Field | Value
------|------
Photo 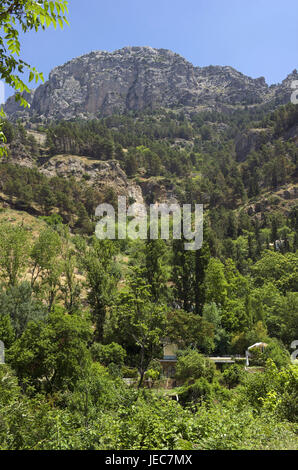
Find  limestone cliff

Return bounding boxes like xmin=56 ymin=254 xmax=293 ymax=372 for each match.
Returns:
xmin=5 ymin=47 xmax=297 ymax=120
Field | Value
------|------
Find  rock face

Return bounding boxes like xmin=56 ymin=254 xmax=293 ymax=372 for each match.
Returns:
xmin=5 ymin=47 xmax=297 ymax=120
xmin=40 ymin=155 xmax=127 ymax=182
xmin=235 ymin=128 xmax=272 ymax=161
xmin=39 ymin=155 xmax=145 ymax=204
xmin=4 ymin=90 xmax=35 ymax=119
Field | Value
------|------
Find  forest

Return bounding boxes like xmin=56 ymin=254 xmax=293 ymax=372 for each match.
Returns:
xmin=0 ymin=102 xmax=297 ymax=450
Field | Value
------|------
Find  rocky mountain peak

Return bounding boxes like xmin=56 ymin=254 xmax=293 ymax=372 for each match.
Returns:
xmin=4 ymin=47 xmax=297 ymax=121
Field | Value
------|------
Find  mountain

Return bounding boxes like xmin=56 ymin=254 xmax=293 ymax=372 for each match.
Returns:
xmin=5 ymin=46 xmax=298 ymax=120
xmin=2 ymin=46 xmax=297 ymax=227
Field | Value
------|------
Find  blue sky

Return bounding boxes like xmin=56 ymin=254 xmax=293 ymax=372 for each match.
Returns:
xmin=4 ymin=0 xmax=298 ymax=98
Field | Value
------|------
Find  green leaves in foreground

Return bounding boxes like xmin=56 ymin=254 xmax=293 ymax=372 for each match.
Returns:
xmin=0 ymin=1 xmax=70 ymax=155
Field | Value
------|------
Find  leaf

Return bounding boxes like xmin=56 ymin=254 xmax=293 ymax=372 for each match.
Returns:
xmin=39 ymin=14 xmax=45 ymax=26
xmin=45 ymin=15 xmax=52 ymax=28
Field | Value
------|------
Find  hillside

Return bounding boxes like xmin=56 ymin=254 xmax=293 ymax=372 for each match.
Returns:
xmin=2 ymin=101 xmax=297 ymax=224
xmin=0 ymin=48 xmax=298 ymax=452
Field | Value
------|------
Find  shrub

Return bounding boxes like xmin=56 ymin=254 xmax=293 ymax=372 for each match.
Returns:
xmin=175 ymin=350 xmax=216 ymax=383
xmin=90 ymin=342 xmax=126 ymax=367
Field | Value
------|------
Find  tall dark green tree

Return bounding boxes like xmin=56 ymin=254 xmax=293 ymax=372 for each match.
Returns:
xmin=144 ymin=239 xmax=169 ymax=302
xmin=172 ymin=238 xmax=196 ymax=312
xmin=105 ymin=268 xmax=167 ymax=388
xmin=79 ymin=238 xmax=119 ymax=341
xmin=194 ymin=238 xmax=211 ymax=315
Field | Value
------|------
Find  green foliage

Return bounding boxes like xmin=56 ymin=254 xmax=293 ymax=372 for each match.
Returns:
xmin=30 ymin=227 xmax=63 ymax=309
xmin=166 ymin=309 xmax=215 ymax=354
xmin=252 ymin=250 xmax=298 ymax=293
xmin=0 ymin=282 xmax=47 ymax=337
xmin=175 ymin=350 xmax=216 ymax=383
xmin=105 ymin=269 xmax=167 ymax=387
xmin=0 ymin=102 xmax=297 ymax=449
xmin=221 ymin=364 xmax=245 ymax=389
xmin=188 ymin=403 xmax=298 ymax=450
xmin=0 ymin=1 xmax=69 ymax=155
xmin=7 ymin=307 xmax=92 ymax=392
xmin=0 ymin=313 xmax=15 ymax=348
xmin=231 ymin=321 xmax=268 ymax=354
xmin=79 ymin=238 xmax=119 ymax=340
xmin=0 ymin=163 xmax=99 ymax=226
xmin=67 ymin=362 xmax=127 ymax=422
xmin=172 ymin=233 xmax=211 ymax=314
xmin=204 ymin=258 xmax=228 ymax=307
xmin=90 ymin=342 xmax=126 ymax=367
xmin=144 ymin=239 xmax=169 ymax=302
xmin=0 ymin=223 xmax=30 ymax=285
xmin=202 ymin=303 xmax=229 ymax=354
xmin=250 ymin=339 xmax=291 ymax=369
xmin=241 ymin=360 xmax=298 ymax=423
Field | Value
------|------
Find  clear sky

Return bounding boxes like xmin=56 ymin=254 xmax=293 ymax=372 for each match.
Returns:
xmin=4 ymin=0 xmax=298 ymax=98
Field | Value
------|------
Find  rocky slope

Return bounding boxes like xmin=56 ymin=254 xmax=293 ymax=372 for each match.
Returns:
xmin=3 ymin=146 xmax=146 ymax=206
xmin=39 ymin=155 xmax=145 ymax=204
xmin=5 ymin=46 xmax=298 ymax=120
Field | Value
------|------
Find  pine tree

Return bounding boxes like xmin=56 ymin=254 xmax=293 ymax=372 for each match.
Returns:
xmin=172 ymin=238 xmax=196 ymax=312
xmin=194 ymin=238 xmax=210 ymax=315
xmin=144 ymin=239 xmax=168 ymax=302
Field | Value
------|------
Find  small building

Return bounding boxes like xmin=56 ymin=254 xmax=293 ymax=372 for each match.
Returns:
xmin=159 ymin=342 xmax=245 ymax=377
xmin=208 ymin=356 xmax=235 ymax=371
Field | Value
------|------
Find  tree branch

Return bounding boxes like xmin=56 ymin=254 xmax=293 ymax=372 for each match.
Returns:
xmin=0 ymin=1 xmax=25 ymax=22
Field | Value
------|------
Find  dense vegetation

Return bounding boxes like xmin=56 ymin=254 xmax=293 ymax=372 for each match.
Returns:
xmin=0 ymin=102 xmax=297 ymax=450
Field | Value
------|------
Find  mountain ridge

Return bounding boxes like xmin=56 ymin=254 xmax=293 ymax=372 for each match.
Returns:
xmin=5 ymin=46 xmax=298 ymax=121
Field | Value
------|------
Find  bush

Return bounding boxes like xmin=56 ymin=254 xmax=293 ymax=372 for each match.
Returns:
xmin=175 ymin=350 xmax=216 ymax=383
xmin=122 ymin=366 xmax=138 ymax=378
xmin=90 ymin=342 xmax=126 ymax=367
xmin=250 ymin=339 xmax=290 ymax=368
xmin=221 ymin=364 xmax=245 ymax=389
